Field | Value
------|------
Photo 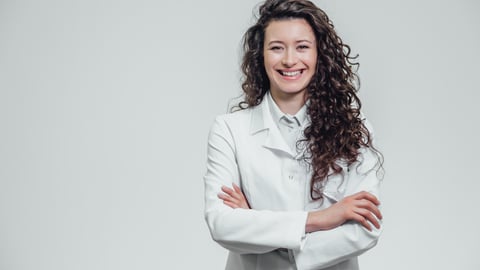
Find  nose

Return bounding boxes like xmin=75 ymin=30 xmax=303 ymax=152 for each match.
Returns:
xmin=281 ymin=48 xmax=297 ymax=67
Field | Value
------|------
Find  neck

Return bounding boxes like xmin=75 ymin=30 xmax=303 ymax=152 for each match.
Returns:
xmin=270 ymin=91 xmax=307 ymax=115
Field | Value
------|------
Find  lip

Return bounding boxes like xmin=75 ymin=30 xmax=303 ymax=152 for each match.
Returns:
xmin=277 ymin=69 xmax=304 ymax=80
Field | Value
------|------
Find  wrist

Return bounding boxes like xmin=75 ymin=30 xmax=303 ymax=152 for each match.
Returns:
xmin=305 ymin=210 xmax=322 ymax=233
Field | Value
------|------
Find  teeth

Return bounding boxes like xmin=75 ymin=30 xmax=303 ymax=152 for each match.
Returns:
xmin=281 ymin=70 xmax=301 ymax=77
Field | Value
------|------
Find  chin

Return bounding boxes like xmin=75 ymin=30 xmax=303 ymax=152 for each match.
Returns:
xmin=278 ymin=85 xmax=308 ymax=94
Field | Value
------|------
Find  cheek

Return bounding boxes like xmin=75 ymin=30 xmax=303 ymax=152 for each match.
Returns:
xmin=265 ymin=68 xmax=276 ymax=85
xmin=263 ymin=53 xmax=276 ymax=69
xmin=263 ymin=54 xmax=279 ymax=76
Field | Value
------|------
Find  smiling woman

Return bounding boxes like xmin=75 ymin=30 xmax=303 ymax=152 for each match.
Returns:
xmin=203 ymin=0 xmax=384 ymax=269
xmin=263 ymin=19 xmax=317 ymax=114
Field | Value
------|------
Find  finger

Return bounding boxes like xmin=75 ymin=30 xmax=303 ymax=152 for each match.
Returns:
xmin=222 ymin=185 xmax=244 ymax=202
xmin=352 ymin=191 xmax=378 ymax=203
xmin=352 ymin=213 xmax=372 ymax=231
xmin=232 ymin=184 xmax=249 ymax=203
xmin=355 ymin=208 xmax=381 ymax=230
xmin=230 ymin=185 xmax=245 ymax=200
xmin=223 ymin=200 xmax=240 ymax=209
xmin=218 ymin=193 xmax=233 ymax=203
xmin=221 ymin=186 xmax=235 ymax=196
xmin=218 ymin=192 xmax=236 ymax=202
xmin=353 ymin=191 xmax=380 ymax=205
xmin=217 ymin=193 xmax=229 ymax=200
xmin=218 ymin=193 xmax=242 ymax=207
xmin=357 ymin=199 xmax=383 ymax=220
xmin=233 ymin=183 xmax=242 ymax=193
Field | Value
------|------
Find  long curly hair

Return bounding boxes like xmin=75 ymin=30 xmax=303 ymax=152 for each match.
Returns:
xmin=237 ymin=0 xmax=383 ymax=200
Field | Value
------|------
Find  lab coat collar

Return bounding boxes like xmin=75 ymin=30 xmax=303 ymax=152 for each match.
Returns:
xmin=249 ymin=96 xmax=299 ymax=157
xmin=249 ymin=98 xmax=268 ymax=135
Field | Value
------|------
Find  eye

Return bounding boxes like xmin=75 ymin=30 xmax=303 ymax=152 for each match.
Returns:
xmin=270 ymin=46 xmax=283 ymax=51
xmin=297 ymin=45 xmax=310 ymax=50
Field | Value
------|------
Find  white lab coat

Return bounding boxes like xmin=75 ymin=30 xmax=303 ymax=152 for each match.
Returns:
xmin=204 ymin=97 xmax=382 ymax=270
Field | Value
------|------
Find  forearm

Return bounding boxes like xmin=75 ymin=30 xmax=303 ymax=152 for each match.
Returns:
xmin=205 ymin=205 xmax=308 ymax=254
xmin=296 ymin=151 xmax=384 ymax=269
xmin=294 ymin=221 xmax=382 ymax=270
xmin=305 ymin=210 xmax=322 ymax=233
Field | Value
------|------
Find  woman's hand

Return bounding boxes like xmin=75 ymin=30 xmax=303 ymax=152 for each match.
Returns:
xmin=306 ymin=191 xmax=382 ymax=233
xmin=218 ymin=183 xmax=251 ymax=209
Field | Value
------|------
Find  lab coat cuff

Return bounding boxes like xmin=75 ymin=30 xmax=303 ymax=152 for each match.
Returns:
xmin=288 ymin=211 xmax=308 ymax=251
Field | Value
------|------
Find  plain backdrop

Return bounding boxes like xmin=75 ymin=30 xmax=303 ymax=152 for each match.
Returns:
xmin=1 ymin=0 xmax=479 ymax=269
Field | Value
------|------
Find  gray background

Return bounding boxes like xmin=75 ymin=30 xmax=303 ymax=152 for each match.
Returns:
xmin=1 ymin=0 xmax=479 ymax=269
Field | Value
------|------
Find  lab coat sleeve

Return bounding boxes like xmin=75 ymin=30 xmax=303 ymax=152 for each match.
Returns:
xmin=204 ymin=116 xmax=308 ymax=254
xmin=293 ymin=131 xmax=383 ymax=270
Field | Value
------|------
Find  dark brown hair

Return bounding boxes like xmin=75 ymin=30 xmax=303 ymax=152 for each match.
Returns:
xmin=237 ymin=0 xmax=383 ymax=199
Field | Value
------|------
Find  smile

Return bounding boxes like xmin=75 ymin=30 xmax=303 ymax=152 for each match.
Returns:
xmin=278 ymin=70 xmax=303 ymax=77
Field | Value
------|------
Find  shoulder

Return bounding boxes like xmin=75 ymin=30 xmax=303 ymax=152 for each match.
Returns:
xmin=211 ymin=108 xmax=253 ymax=131
xmin=215 ymin=108 xmax=252 ymax=123
xmin=206 ymin=108 xmax=255 ymax=153
xmin=207 ymin=108 xmax=253 ymax=139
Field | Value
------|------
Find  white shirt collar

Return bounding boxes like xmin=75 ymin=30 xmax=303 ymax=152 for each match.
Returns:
xmin=266 ymin=92 xmax=307 ymax=128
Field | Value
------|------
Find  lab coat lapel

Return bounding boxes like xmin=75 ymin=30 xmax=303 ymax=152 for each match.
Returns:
xmin=250 ymin=98 xmax=295 ymax=157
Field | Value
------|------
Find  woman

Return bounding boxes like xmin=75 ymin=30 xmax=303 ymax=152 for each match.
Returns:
xmin=204 ymin=0 xmax=384 ymax=269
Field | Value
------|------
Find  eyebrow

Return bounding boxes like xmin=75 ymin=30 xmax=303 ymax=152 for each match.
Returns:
xmin=267 ymin=39 xmax=314 ymax=46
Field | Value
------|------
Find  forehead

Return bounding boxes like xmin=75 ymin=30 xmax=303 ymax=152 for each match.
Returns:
xmin=264 ymin=18 xmax=315 ymax=42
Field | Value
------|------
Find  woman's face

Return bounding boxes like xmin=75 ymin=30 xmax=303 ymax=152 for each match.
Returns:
xmin=263 ymin=18 xmax=317 ymax=101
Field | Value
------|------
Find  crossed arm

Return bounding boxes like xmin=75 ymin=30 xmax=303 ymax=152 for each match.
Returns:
xmin=205 ymin=117 xmax=383 ymax=269
xmin=218 ymin=183 xmax=382 ymax=232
